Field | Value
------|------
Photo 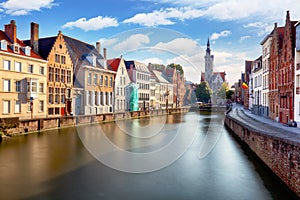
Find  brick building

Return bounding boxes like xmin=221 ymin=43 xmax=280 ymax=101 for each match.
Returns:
xmin=278 ymin=11 xmax=297 ymax=124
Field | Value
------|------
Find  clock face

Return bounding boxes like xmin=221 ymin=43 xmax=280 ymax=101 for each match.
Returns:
xmin=296 ymin=25 xmax=300 ymax=52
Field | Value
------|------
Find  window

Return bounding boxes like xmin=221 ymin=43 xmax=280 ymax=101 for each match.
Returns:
xmin=4 ymin=60 xmax=11 ymax=70
xmin=39 ymin=100 xmax=44 ymax=112
xmin=0 ymin=40 xmax=7 ymax=50
xmin=99 ymin=75 xmax=103 ymax=86
xmin=15 ymin=62 xmax=21 ymax=72
xmin=55 ymin=68 xmax=59 ymax=82
xmin=49 ymin=67 xmax=54 ymax=81
xmin=49 ymin=87 xmax=53 ymax=104
xmin=15 ymin=100 xmax=21 ymax=113
xmin=87 ymin=73 xmax=92 ymax=85
xmin=61 ymin=88 xmax=65 ymax=104
xmin=25 ymin=46 xmax=31 ymax=56
xmin=67 ymin=70 xmax=71 ymax=84
xmin=55 ymin=88 xmax=60 ymax=104
xmin=61 ymin=69 xmax=65 ymax=83
xmin=39 ymin=66 xmax=45 ymax=75
xmin=95 ymin=91 xmax=97 ymax=105
xmin=110 ymin=77 xmax=113 ymax=87
xmin=3 ymin=100 xmax=10 ymax=114
xmin=15 ymin=80 xmax=21 ymax=92
xmin=105 ymin=76 xmax=108 ymax=86
xmin=28 ymin=81 xmax=37 ymax=93
xmin=13 ymin=44 xmax=19 ymax=53
xmin=94 ymin=74 xmax=98 ymax=85
xmin=28 ymin=64 xmax=33 ymax=73
xmin=55 ymin=54 xmax=60 ymax=63
xmin=39 ymin=83 xmax=44 ymax=93
xmin=3 ymin=79 xmax=11 ymax=92
xmin=61 ymin=56 xmax=66 ymax=64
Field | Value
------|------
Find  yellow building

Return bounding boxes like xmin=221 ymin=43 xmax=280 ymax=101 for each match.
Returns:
xmin=0 ymin=20 xmax=48 ymax=119
xmin=25 ymin=30 xmax=73 ymax=116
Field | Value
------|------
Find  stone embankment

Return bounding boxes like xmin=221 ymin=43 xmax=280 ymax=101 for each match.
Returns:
xmin=225 ymin=105 xmax=300 ymax=199
xmin=0 ymin=107 xmax=189 ymax=140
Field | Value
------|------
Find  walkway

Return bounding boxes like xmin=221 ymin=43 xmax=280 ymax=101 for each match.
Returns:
xmin=227 ymin=103 xmax=300 ymax=142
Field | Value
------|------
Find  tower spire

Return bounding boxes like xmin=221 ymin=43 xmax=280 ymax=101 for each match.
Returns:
xmin=206 ymin=38 xmax=211 ymax=54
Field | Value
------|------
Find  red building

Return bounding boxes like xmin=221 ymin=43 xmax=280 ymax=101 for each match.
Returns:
xmin=278 ymin=11 xmax=297 ymax=123
xmin=269 ymin=11 xmax=297 ymax=123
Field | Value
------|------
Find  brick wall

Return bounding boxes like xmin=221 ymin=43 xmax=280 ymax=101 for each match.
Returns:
xmin=225 ymin=115 xmax=300 ymax=198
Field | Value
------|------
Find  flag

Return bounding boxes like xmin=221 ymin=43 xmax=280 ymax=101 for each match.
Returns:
xmin=242 ymin=82 xmax=248 ymax=89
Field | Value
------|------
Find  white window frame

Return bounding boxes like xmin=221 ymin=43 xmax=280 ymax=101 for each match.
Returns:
xmin=3 ymin=100 xmax=10 ymax=114
xmin=4 ymin=60 xmax=11 ymax=70
xmin=15 ymin=62 xmax=21 ymax=72
xmin=15 ymin=100 xmax=21 ymax=113
xmin=3 ymin=79 xmax=11 ymax=92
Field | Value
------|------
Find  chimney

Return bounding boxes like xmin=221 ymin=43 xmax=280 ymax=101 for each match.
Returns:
xmin=96 ymin=42 xmax=101 ymax=54
xmin=274 ymin=22 xmax=277 ymax=28
xmin=30 ymin=22 xmax=39 ymax=53
xmin=5 ymin=20 xmax=17 ymax=44
xmin=103 ymin=48 xmax=107 ymax=69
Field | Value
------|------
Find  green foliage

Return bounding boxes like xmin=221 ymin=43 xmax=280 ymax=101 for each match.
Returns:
xmin=167 ymin=63 xmax=184 ymax=75
xmin=196 ymin=82 xmax=212 ymax=103
xmin=216 ymin=82 xmax=229 ymax=99
xmin=226 ymin=90 xmax=235 ymax=100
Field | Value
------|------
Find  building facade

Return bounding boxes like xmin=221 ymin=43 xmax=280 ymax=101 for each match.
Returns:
xmin=126 ymin=60 xmax=150 ymax=110
xmin=251 ymin=56 xmax=263 ymax=116
xmin=295 ymin=21 xmax=300 ymax=125
xmin=260 ymin=32 xmax=272 ymax=118
xmin=0 ymin=20 xmax=48 ymax=119
xmin=25 ymin=30 xmax=74 ymax=117
xmin=108 ymin=57 xmax=131 ymax=113
xmin=278 ymin=11 xmax=297 ymax=124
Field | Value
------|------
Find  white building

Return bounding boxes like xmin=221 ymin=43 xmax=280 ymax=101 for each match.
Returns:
xmin=125 ymin=60 xmax=150 ymax=110
xmin=260 ymin=32 xmax=272 ymax=118
xmin=108 ymin=57 xmax=131 ymax=113
xmin=294 ymin=21 xmax=300 ymax=125
xmin=251 ymin=56 xmax=263 ymax=116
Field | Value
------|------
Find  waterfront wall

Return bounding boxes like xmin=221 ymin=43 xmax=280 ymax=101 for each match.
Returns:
xmin=3 ymin=107 xmax=189 ymax=136
xmin=225 ymin=113 xmax=300 ymax=198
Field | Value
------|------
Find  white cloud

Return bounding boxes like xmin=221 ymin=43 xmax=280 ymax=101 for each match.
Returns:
xmin=239 ymin=36 xmax=251 ymax=42
xmin=62 ymin=16 xmax=119 ymax=31
xmin=210 ymin=30 xmax=231 ymax=41
xmin=0 ymin=0 xmax=56 ymax=16
xmin=243 ymin=22 xmax=274 ymax=36
xmin=123 ymin=7 xmax=204 ymax=27
xmin=152 ymin=38 xmax=202 ymax=56
xmin=113 ymin=34 xmax=150 ymax=53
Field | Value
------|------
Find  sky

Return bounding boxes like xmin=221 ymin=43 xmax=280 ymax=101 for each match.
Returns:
xmin=1 ymin=0 xmax=300 ymax=85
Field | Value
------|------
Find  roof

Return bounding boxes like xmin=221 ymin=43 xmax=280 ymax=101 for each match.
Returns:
xmin=0 ymin=30 xmax=43 ymax=60
xmin=201 ymin=71 xmax=226 ymax=83
xmin=125 ymin=60 xmax=149 ymax=73
xmin=152 ymin=70 xmax=170 ymax=84
xmin=107 ymin=58 xmax=121 ymax=72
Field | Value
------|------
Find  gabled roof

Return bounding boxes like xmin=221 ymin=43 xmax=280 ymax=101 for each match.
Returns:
xmin=201 ymin=72 xmax=226 ymax=83
xmin=125 ymin=60 xmax=149 ymax=73
xmin=0 ymin=30 xmax=43 ymax=60
xmin=107 ymin=58 xmax=121 ymax=72
xmin=152 ymin=70 xmax=170 ymax=84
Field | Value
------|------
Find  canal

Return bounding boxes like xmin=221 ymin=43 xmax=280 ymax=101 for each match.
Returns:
xmin=0 ymin=112 xmax=296 ymax=200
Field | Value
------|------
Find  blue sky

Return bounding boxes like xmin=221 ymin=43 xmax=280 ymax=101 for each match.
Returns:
xmin=1 ymin=0 xmax=300 ymax=85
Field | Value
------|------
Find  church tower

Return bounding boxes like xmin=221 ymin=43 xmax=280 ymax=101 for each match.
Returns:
xmin=204 ymin=38 xmax=214 ymax=87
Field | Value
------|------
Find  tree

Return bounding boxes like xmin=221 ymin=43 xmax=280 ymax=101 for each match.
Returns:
xmin=167 ymin=63 xmax=184 ymax=75
xmin=216 ymin=82 xmax=229 ymax=99
xmin=195 ymin=81 xmax=212 ymax=103
xmin=226 ymin=90 xmax=235 ymax=100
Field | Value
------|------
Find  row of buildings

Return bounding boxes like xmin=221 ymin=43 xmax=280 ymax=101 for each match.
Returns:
xmin=0 ymin=20 xmax=186 ymax=119
xmin=235 ymin=11 xmax=300 ymax=126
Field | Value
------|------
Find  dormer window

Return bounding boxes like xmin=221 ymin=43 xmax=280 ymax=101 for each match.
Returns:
xmin=24 ymin=46 xmax=31 ymax=56
xmin=1 ymin=40 xmax=7 ymax=50
xmin=12 ymin=43 xmax=20 ymax=53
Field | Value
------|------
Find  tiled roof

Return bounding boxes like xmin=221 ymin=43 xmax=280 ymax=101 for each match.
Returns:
xmin=201 ymin=71 xmax=226 ymax=83
xmin=0 ymin=30 xmax=43 ymax=60
xmin=125 ymin=60 xmax=149 ymax=73
xmin=107 ymin=58 xmax=121 ymax=72
xmin=152 ymin=70 xmax=170 ymax=84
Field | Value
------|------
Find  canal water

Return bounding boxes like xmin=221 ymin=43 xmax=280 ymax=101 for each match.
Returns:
xmin=0 ymin=112 xmax=296 ymax=200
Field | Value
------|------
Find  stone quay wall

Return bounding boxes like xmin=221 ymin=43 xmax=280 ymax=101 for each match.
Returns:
xmin=225 ymin=113 xmax=300 ymax=198
xmin=2 ymin=107 xmax=189 ymax=137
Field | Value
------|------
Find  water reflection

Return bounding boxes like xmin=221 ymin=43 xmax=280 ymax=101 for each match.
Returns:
xmin=0 ymin=112 xmax=296 ymax=200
